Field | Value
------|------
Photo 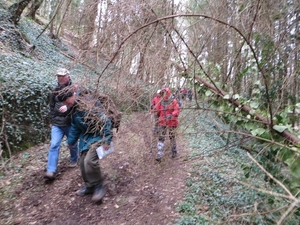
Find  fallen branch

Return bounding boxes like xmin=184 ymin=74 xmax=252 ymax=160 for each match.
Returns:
xmin=193 ymin=75 xmax=300 ymax=146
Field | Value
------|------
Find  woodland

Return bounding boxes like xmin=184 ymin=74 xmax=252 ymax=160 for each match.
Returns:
xmin=1 ymin=0 xmax=300 ymax=224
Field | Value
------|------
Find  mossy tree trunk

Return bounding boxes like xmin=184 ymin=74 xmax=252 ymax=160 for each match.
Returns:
xmin=8 ymin=0 xmax=32 ymax=24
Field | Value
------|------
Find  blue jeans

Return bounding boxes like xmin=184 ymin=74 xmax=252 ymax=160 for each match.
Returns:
xmin=47 ymin=125 xmax=78 ymax=173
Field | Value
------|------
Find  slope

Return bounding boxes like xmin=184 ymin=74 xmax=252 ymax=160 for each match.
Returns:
xmin=0 ymin=112 xmax=192 ymax=225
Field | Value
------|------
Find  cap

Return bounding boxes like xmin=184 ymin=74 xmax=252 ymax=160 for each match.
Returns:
xmin=56 ymin=68 xmax=69 ymax=76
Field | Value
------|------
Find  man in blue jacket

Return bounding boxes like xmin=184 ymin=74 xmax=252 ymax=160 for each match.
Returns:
xmin=57 ymin=88 xmax=113 ymax=203
xmin=44 ymin=68 xmax=79 ymax=180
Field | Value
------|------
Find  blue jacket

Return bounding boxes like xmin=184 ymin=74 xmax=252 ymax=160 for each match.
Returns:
xmin=67 ymin=104 xmax=113 ymax=152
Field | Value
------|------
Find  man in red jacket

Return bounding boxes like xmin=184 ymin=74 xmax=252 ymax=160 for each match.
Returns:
xmin=155 ymin=87 xmax=180 ymax=161
xmin=150 ymin=89 xmax=162 ymax=134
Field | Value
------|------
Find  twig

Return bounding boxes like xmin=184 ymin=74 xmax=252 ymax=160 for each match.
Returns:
xmin=36 ymin=0 xmax=63 ymax=39
xmin=246 ymin=152 xmax=293 ymax=197
xmin=242 ymin=152 xmax=300 ymax=224
xmin=277 ymin=201 xmax=298 ymax=225
xmin=236 ymin=180 xmax=294 ymax=202
xmin=228 ymin=204 xmax=288 ymax=218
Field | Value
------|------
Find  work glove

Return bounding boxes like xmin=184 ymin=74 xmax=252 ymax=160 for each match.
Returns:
xmin=166 ymin=114 xmax=173 ymax=120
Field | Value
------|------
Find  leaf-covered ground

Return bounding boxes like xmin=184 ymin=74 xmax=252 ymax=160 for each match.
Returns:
xmin=0 ymin=112 xmax=191 ymax=225
xmin=0 ymin=5 xmax=193 ymax=224
xmin=0 ymin=3 xmax=295 ymax=223
xmin=1 ymin=105 xmax=286 ymax=225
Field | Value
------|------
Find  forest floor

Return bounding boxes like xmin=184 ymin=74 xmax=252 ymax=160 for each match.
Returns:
xmin=0 ymin=6 xmax=195 ymax=223
xmin=0 ymin=111 xmax=194 ymax=225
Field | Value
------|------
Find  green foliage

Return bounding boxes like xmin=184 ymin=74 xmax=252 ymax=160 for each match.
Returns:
xmin=187 ymin=69 xmax=300 ymax=185
xmin=176 ymin=109 xmax=300 ymax=224
xmin=0 ymin=60 xmax=53 ymax=154
xmin=179 ymin=68 xmax=300 ymax=223
xmin=0 ymin=13 xmax=77 ymax=156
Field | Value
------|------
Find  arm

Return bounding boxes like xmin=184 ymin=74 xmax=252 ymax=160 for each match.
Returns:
xmin=150 ymin=97 xmax=157 ymax=112
xmin=67 ymin=113 xmax=82 ymax=146
xmin=171 ymin=100 xmax=180 ymax=117
xmin=101 ymin=114 xmax=113 ymax=146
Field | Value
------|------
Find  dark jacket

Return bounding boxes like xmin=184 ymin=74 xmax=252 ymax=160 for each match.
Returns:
xmin=49 ymin=81 xmax=73 ymax=127
xmin=67 ymin=99 xmax=113 ymax=153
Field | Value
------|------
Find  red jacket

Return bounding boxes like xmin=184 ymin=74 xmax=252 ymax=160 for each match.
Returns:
xmin=155 ymin=87 xmax=180 ymax=127
xmin=151 ymin=94 xmax=161 ymax=108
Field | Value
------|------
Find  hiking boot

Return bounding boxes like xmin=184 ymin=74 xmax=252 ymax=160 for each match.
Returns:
xmin=155 ymin=157 xmax=161 ymax=162
xmin=44 ymin=171 xmax=55 ymax=180
xmin=76 ymin=186 xmax=94 ymax=196
xmin=68 ymin=161 xmax=77 ymax=168
xmin=155 ymin=151 xmax=163 ymax=162
xmin=92 ymin=184 xmax=106 ymax=202
xmin=172 ymin=151 xmax=177 ymax=158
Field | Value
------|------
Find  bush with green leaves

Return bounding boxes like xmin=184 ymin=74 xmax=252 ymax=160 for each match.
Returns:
xmin=0 ymin=13 xmax=75 ymax=156
xmin=0 ymin=56 xmax=55 ymax=156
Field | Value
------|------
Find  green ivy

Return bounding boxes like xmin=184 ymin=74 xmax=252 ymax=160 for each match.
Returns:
xmin=180 ymin=71 xmax=300 ymax=223
xmin=0 ymin=15 xmax=85 ymax=156
xmin=0 ymin=62 xmax=54 ymax=155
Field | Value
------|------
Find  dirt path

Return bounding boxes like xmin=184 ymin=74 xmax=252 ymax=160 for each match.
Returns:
xmin=0 ymin=112 xmax=192 ymax=225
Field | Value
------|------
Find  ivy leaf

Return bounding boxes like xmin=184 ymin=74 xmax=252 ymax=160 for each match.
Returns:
xmin=250 ymin=101 xmax=259 ymax=109
xmin=254 ymin=80 xmax=261 ymax=86
xmin=232 ymin=94 xmax=240 ymax=100
xmin=290 ymin=157 xmax=300 ymax=179
xmin=277 ymin=149 xmax=294 ymax=163
xmin=214 ymin=82 xmax=221 ymax=88
xmin=244 ymin=122 xmax=256 ymax=131
xmin=251 ymin=128 xmax=266 ymax=136
xmin=260 ymin=132 xmax=271 ymax=140
xmin=205 ymin=90 xmax=213 ymax=97
xmin=295 ymin=103 xmax=300 ymax=113
xmin=290 ymin=147 xmax=300 ymax=154
xmin=223 ymin=94 xmax=230 ymax=99
xmin=249 ymin=109 xmax=256 ymax=115
xmin=273 ymin=125 xmax=287 ymax=133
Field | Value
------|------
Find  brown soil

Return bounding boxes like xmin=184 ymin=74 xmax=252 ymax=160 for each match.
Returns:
xmin=0 ymin=112 xmax=192 ymax=225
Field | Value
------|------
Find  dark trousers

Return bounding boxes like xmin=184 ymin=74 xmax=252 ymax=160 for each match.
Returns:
xmin=153 ymin=114 xmax=159 ymax=132
xmin=79 ymin=143 xmax=103 ymax=188
xmin=158 ymin=126 xmax=177 ymax=151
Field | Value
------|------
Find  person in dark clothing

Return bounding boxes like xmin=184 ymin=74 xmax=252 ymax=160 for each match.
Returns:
xmin=174 ymin=87 xmax=182 ymax=107
xmin=44 ymin=68 xmax=79 ymax=180
xmin=187 ymin=88 xmax=193 ymax=101
xmin=57 ymin=88 xmax=113 ymax=203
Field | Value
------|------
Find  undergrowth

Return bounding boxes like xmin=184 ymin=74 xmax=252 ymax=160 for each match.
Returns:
xmin=174 ymin=105 xmax=300 ymax=225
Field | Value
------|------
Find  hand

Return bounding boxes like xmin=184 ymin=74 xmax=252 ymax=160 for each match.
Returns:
xmin=59 ymin=105 xmax=68 ymax=113
xmin=102 ymin=144 xmax=110 ymax=151
xmin=166 ymin=114 xmax=173 ymax=120
xmin=67 ymin=145 xmax=72 ymax=149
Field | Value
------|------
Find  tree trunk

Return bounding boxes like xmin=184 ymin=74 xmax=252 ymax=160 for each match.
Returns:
xmin=26 ymin=0 xmax=44 ymax=20
xmin=8 ymin=0 xmax=32 ymax=24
